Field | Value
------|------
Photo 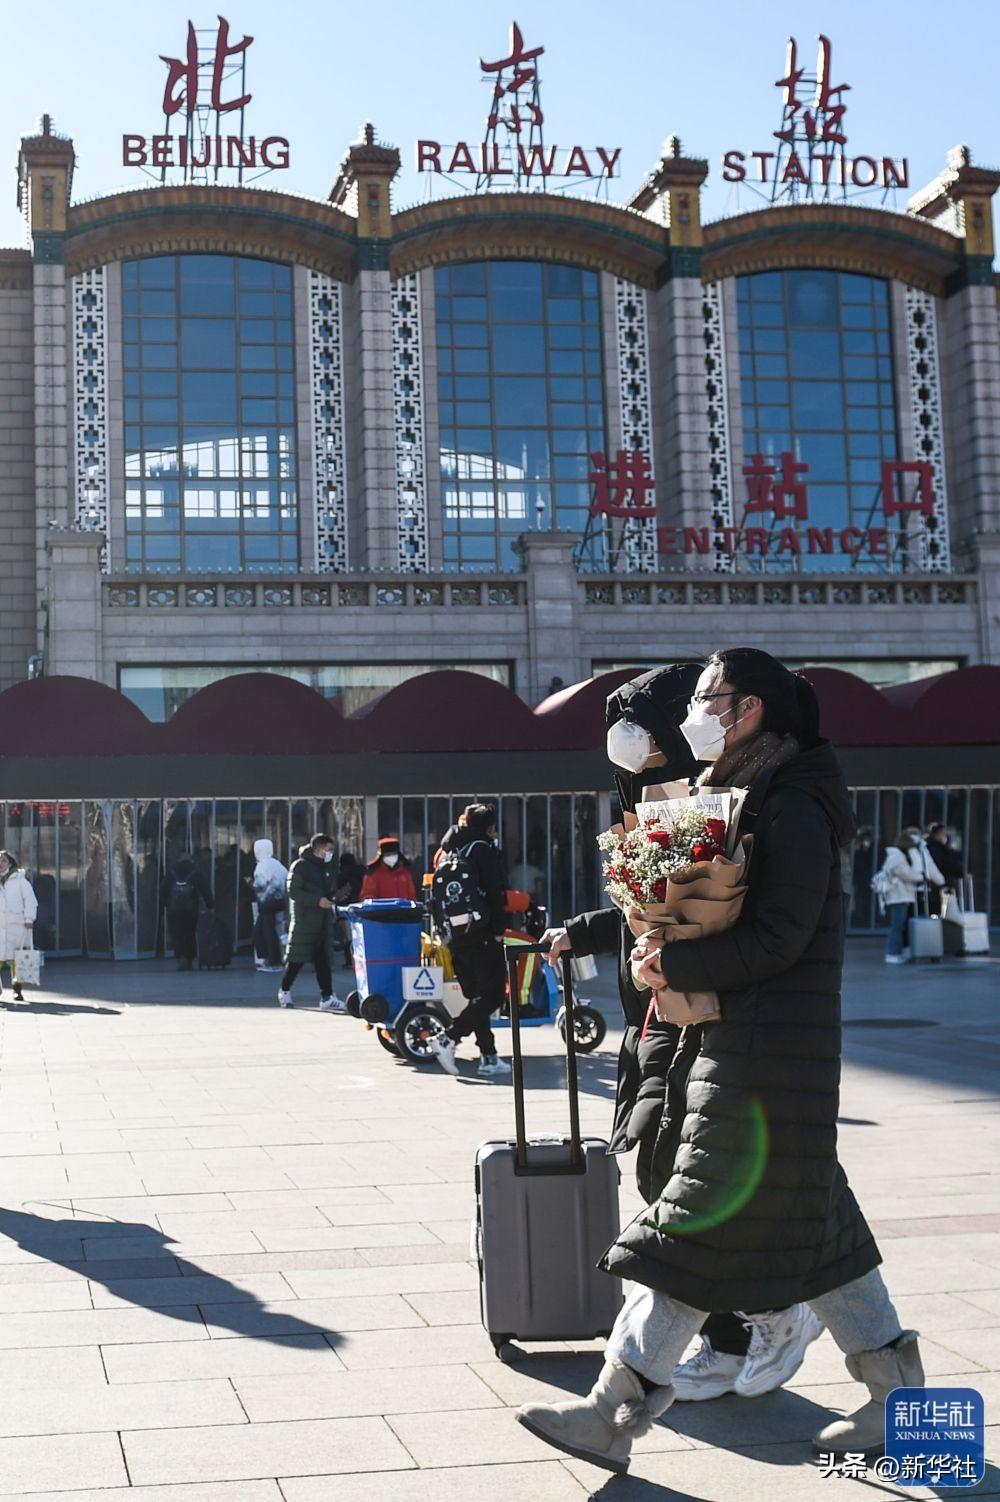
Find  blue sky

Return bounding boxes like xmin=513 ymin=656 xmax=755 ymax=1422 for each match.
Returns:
xmin=3 ymin=0 xmax=998 ymax=244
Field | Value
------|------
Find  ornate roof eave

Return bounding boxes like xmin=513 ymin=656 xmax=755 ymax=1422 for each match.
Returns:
xmin=63 ymin=184 xmax=359 ymax=280
xmin=701 ymin=202 xmax=965 ymax=295
xmin=389 ymin=192 xmax=669 ymax=288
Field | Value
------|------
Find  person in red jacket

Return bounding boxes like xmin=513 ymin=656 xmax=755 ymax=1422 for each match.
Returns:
xmin=360 ymin=837 xmax=417 ymax=901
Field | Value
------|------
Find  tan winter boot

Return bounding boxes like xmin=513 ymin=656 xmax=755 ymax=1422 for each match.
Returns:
xmin=813 ymin=1329 xmax=924 ymax=1454
xmin=516 ymin=1356 xmax=674 ymax=1474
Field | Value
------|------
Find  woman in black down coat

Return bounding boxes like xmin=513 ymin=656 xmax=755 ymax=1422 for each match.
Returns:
xmin=517 ymin=648 xmax=924 ymax=1477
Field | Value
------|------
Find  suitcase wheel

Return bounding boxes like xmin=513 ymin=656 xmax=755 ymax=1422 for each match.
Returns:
xmin=491 ymin=1336 xmax=520 ymax=1363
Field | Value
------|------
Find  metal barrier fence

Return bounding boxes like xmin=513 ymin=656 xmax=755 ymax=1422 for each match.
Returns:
xmin=0 ymin=786 xmax=995 ymax=958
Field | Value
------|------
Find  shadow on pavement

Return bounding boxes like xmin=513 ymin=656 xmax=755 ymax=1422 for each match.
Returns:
xmin=0 ymin=1204 xmax=344 ymax=1350
xmin=1 ymin=1000 xmax=123 ymax=1017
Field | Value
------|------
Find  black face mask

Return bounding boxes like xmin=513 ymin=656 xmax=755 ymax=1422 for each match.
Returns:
xmin=614 ymin=762 xmax=691 ymax=817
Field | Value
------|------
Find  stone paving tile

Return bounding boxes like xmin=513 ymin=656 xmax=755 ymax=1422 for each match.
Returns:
xmin=333 ymin=1322 xmax=497 ymax=1370
xmin=278 ymin=1460 xmax=588 ymax=1502
xmin=0 ymin=1304 xmax=208 ymax=1348
xmin=200 ymin=1293 xmax=426 ymax=1338
xmin=0 ymin=1376 xmax=246 ymax=1438
xmin=358 ymin=1241 xmax=470 ymax=1267
xmin=122 ymin=1416 xmax=414 ymax=1486
xmin=83 ymin=1230 xmax=266 ymax=1259
xmin=0 ymin=1278 xmax=94 ymax=1312
xmin=91 ymin=1271 xmax=292 ymax=1309
xmin=235 ymin=1362 xmax=502 ymax=1422
xmin=402 ymin=1288 xmax=482 ymax=1325
xmin=103 ymin=1333 xmax=344 ymax=1384
xmin=252 ymin=1222 xmax=439 ymax=1253
xmin=0 ymin=1345 xmax=106 ymax=1386
xmin=5 ymin=1485 xmax=283 ymax=1502
xmin=0 ymin=1431 xmax=127 ymax=1494
xmin=280 ymin=1262 xmax=476 ymax=1299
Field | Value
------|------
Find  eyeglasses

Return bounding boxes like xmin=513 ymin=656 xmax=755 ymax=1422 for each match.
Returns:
xmin=687 ymin=691 xmax=740 ymax=713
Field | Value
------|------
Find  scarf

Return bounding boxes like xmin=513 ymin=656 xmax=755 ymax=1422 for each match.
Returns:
xmin=698 ymin=730 xmax=800 ymax=791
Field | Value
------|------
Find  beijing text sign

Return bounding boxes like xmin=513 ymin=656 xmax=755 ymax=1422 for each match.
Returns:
xmin=123 ymin=16 xmax=290 ymax=179
xmin=722 ymin=35 xmax=908 ymax=194
xmin=417 ymin=22 xmax=622 ymax=186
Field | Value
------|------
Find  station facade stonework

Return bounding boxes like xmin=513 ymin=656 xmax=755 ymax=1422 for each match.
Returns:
xmin=1 ymin=122 xmax=998 ymax=712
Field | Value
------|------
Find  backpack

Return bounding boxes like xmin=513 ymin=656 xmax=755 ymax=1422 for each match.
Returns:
xmin=168 ymin=876 xmax=199 ymax=916
xmin=870 ymin=866 xmax=891 ymax=915
xmin=430 ymin=842 xmax=490 ymax=939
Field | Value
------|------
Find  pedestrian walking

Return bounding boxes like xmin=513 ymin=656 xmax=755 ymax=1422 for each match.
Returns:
xmin=360 ymin=837 xmax=417 ymax=901
xmin=279 ymin=833 xmax=345 ymax=1012
xmin=429 ymin=802 xmax=511 ymax=1078
xmin=250 ymin=838 xmax=287 ymax=972
xmin=0 ymin=850 xmax=38 ymax=1002
xmin=517 ymin=647 xmax=923 ymax=1475
xmin=876 ymin=829 xmax=945 ymax=964
xmin=542 ymin=664 xmax=821 ymax=1404
xmin=162 ymin=854 xmax=213 ymax=971
xmin=926 ymin=821 xmax=966 ymax=914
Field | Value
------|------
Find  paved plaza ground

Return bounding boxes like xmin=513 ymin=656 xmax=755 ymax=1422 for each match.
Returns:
xmin=0 ymin=940 xmax=996 ymax=1500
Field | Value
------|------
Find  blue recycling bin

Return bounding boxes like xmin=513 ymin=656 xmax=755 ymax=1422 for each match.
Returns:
xmin=346 ymin=899 xmax=423 ymax=1012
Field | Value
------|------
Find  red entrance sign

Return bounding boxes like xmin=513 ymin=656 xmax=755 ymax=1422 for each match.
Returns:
xmin=589 ymin=450 xmax=656 ymax=518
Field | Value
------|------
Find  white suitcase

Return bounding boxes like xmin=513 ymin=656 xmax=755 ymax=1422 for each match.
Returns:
xmin=943 ymin=878 xmax=990 ymax=956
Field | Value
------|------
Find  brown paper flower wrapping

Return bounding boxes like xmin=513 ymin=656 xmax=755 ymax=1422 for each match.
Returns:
xmin=620 ymin=837 xmax=753 ymax=1027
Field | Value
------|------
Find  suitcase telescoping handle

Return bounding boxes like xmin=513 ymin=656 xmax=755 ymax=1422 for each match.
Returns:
xmin=504 ymin=942 xmax=584 ymax=1173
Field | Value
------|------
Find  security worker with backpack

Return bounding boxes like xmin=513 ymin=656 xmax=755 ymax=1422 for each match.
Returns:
xmin=429 ymin=803 xmax=511 ymax=1079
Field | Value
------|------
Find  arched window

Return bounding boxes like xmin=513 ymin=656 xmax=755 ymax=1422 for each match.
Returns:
xmin=434 ymin=261 xmax=606 ymax=571
xmin=736 ymin=269 xmax=899 ymax=569
xmin=123 ymin=254 xmax=298 ymax=573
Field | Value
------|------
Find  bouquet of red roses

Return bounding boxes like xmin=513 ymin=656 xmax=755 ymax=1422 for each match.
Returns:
xmin=598 ymin=794 xmax=751 ymax=1026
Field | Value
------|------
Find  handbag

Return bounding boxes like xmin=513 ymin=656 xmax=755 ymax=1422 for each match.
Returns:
xmin=13 ymin=946 xmax=41 ymax=986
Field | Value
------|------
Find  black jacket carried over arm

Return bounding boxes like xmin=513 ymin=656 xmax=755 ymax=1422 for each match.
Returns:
xmin=600 ymin=742 xmax=880 ymax=1314
xmin=566 ymin=905 xmax=679 ymax=1173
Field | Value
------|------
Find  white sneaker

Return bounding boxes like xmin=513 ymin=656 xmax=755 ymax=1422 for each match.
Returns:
xmin=428 ymin=1034 xmax=459 ymax=1075
xmin=319 ymin=994 xmax=348 ymax=1014
xmin=673 ymin=1338 xmax=744 ymax=1401
xmin=255 ymin=958 xmax=268 ymax=971
xmin=277 ymin=990 xmax=293 ymax=1008
xmin=734 ymin=1304 xmax=824 ymax=1399
xmin=884 ymin=953 xmax=908 ymax=965
xmin=477 ymin=1054 xmax=512 ymax=1077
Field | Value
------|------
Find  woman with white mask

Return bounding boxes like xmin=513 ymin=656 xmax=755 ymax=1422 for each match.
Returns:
xmin=0 ymin=850 xmax=38 ymax=1003
xmin=518 ymin=648 xmax=921 ymax=1475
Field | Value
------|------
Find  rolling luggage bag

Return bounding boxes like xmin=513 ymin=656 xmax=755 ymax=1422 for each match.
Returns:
xmin=197 ymin=911 xmax=233 ymax=970
xmin=908 ymin=886 xmax=943 ymax=962
xmin=474 ymin=945 xmax=622 ymax=1356
xmin=942 ymin=877 xmax=990 ymax=956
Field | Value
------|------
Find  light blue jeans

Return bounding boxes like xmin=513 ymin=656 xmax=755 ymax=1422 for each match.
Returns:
xmin=885 ymin=901 xmax=911 ymax=957
xmin=609 ymin=1267 xmax=903 ymax=1387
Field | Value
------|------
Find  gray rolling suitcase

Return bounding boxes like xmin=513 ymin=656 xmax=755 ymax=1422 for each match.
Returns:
xmin=908 ymin=886 xmax=943 ymax=961
xmin=474 ymin=946 xmax=622 ymax=1357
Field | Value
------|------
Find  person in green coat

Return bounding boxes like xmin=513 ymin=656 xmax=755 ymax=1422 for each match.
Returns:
xmin=278 ymin=833 xmax=346 ymax=1013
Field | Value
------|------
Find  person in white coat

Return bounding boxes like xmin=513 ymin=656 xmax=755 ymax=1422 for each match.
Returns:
xmin=251 ymin=838 xmax=288 ymax=972
xmin=0 ymin=851 xmax=39 ymax=1002
xmin=879 ymin=829 xmax=945 ymax=964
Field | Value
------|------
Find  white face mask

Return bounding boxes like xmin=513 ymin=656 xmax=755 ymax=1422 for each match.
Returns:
xmin=606 ymin=719 xmax=652 ymax=772
xmin=322 ymin=851 xmax=333 ymax=863
xmin=679 ymin=699 xmax=742 ymax=763
xmin=383 ymin=853 xmax=399 ymax=868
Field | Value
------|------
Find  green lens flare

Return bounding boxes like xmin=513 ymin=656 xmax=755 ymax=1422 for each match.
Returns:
xmin=641 ymin=1097 xmax=769 ymax=1237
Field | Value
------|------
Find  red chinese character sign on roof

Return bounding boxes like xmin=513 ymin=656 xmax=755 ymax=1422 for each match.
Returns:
xmin=579 ymin=450 xmax=656 ymax=573
xmin=721 ymin=33 xmax=906 ymax=201
xmin=416 ymin=20 xmax=621 ymax=192
xmin=124 ymin=16 xmax=289 ymax=183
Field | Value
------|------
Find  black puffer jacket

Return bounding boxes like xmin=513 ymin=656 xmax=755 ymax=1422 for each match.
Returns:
xmin=601 ymin=742 xmax=880 ymax=1313
xmin=565 ymin=905 xmax=679 ymax=1177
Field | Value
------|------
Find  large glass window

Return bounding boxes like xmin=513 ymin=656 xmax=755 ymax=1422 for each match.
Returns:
xmin=736 ymin=270 xmax=899 ymax=571
xmin=118 ymin=661 xmax=512 ymax=721
xmin=123 ymin=254 xmax=298 ymax=574
xmin=434 ymin=261 xmax=606 ymax=571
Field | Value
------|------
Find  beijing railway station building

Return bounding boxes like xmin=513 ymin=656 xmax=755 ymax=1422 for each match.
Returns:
xmin=1 ymin=25 xmax=999 ymax=956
